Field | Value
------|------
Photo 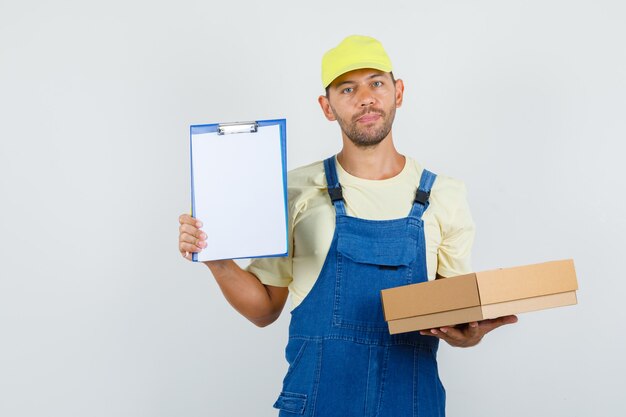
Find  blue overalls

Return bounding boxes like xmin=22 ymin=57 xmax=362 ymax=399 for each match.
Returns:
xmin=273 ymin=157 xmax=445 ymax=417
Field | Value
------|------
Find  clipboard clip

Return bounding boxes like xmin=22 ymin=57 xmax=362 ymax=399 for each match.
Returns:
xmin=217 ymin=121 xmax=258 ymax=135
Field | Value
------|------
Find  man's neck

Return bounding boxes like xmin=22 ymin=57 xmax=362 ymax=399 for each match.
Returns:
xmin=336 ymin=134 xmax=405 ymax=180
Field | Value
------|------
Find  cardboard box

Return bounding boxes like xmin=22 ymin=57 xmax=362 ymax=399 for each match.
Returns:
xmin=381 ymin=259 xmax=578 ymax=334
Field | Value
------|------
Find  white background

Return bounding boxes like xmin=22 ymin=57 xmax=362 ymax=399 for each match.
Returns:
xmin=1 ymin=1 xmax=624 ymax=416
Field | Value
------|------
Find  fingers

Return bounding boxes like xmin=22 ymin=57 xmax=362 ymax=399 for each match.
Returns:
xmin=179 ymin=214 xmax=203 ymax=228
xmin=179 ymin=223 xmax=205 ymax=241
xmin=444 ymin=322 xmax=479 ymax=340
xmin=419 ymin=328 xmax=461 ymax=347
xmin=420 ymin=316 xmax=517 ymax=347
xmin=500 ymin=315 xmax=518 ymax=325
xmin=180 ymin=226 xmax=207 ymax=249
xmin=418 ymin=327 xmax=462 ymax=342
xmin=179 ymin=240 xmax=205 ymax=254
xmin=418 ymin=316 xmax=518 ymax=347
xmin=419 ymin=322 xmax=482 ymax=348
xmin=178 ymin=213 xmax=206 ymax=260
xmin=419 ymin=328 xmax=439 ymax=338
xmin=422 ymin=324 xmax=475 ymax=344
xmin=419 ymin=321 xmax=475 ymax=337
xmin=480 ymin=315 xmax=518 ymax=333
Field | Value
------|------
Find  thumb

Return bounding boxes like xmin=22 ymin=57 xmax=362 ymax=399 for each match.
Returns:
xmin=490 ymin=315 xmax=519 ymax=330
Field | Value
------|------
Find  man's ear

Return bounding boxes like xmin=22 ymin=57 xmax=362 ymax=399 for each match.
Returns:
xmin=394 ymin=79 xmax=405 ymax=108
xmin=318 ymin=95 xmax=337 ymax=121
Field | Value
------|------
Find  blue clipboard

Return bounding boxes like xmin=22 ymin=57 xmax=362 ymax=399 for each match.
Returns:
xmin=190 ymin=119 xmax=288 ymax=262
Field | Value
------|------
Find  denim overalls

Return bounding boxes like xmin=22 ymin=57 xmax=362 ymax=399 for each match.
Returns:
xmin=273 ymin=157 xmax=445 ymax=417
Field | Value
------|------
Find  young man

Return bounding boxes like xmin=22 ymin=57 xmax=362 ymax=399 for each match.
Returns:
xmin=178 ymin=35 xmax=517 ymax=417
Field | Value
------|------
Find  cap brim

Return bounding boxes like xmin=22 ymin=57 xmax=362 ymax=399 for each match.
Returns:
xmin=323 ymin=61 xmax=393 ymax=88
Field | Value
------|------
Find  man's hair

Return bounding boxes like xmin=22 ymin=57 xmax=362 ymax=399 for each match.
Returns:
xmin=325 ymin=71 xmax=396 ymax=97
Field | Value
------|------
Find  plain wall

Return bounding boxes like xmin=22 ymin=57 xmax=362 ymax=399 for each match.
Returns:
xmin=1 ymin=0 xmax=624 ymax=416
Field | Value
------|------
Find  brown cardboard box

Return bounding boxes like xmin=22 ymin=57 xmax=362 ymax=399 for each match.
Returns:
xmin=381 ymin=259 xmax=578 ymax=334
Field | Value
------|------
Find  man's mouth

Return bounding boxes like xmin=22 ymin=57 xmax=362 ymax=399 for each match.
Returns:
xmin=355 ymin=111 xmax=383 ymax=123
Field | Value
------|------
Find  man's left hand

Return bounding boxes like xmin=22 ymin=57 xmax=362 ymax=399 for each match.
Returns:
xmin=419 ymin=315 xmax=518 ymax=348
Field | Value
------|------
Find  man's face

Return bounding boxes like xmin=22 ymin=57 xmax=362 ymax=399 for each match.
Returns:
xmin=319 ymin=69 xmax=403 ymax=148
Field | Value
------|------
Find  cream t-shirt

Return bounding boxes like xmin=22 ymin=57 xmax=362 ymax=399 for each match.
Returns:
xmin=247 ymin=156 xmax=475 ymax=310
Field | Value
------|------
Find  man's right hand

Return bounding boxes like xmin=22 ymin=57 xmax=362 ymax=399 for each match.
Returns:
xmin=178 ymin=214 xmax=207 ymax=261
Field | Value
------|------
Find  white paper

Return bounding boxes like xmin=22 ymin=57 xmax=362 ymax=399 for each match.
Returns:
xmin=190 ymin=123 xmax=287 ymax=261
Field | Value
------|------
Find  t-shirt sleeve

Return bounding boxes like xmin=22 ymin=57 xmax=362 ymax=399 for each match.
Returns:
xmin=436 ymin=181 xmax=476 ymax=278
xmin=246 ymin=255 xmax=293 ymax=287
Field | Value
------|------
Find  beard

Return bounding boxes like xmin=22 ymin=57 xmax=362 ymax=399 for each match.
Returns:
xmin=332 ymin=105 xmax=396 ymax=148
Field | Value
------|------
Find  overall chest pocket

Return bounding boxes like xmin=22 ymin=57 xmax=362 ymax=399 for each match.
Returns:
xmin=333 ymin=229 xmax=418 ymax=331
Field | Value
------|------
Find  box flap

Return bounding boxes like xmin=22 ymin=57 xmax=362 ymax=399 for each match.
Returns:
xmin=387 ymin=306 xmax=485 ymax=333
xmin=381 ymin=274 xmax=480 ymax=321
xmin=476 ymin=259 xmax=578 ymax=304
xmin=480 ymin=291 xmax=578 ymax=320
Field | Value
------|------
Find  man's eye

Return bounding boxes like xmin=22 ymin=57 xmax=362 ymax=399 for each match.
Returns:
xmin=342 ymin=87 xmax=354 ymax=94
xmin=372 ymin=81 xmax=383 ymax=87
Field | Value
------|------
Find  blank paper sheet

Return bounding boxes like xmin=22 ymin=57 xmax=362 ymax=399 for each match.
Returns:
xmin=190 ymin=122 xmax=288 ymax=261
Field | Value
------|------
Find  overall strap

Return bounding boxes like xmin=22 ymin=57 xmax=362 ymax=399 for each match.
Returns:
xmin=323 ymin=156 xmax=346 ymax=216
xmin=409 ymin=169 xmax=437 ymax=219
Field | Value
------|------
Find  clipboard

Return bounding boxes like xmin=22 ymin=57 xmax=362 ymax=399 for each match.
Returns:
xmin=190 ymin=119 xmax=288 ymax=262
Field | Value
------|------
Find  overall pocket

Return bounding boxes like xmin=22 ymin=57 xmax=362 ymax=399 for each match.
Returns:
xmin=333 ymin=225 xmax=419 ymax=331
xmin=273 ymin=339 xmax=322 ymax=416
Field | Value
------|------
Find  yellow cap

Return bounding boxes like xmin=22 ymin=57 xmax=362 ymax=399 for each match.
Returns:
xmin=321 ymin=35 xmax=393 ymax=88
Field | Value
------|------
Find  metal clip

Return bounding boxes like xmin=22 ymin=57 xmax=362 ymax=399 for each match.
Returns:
xmin=217 ymin=121 xmax=258 ymax=135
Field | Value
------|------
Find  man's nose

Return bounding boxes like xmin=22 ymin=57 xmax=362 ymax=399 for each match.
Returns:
xmin=357 ymin=89 xmax=375 ymax=107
